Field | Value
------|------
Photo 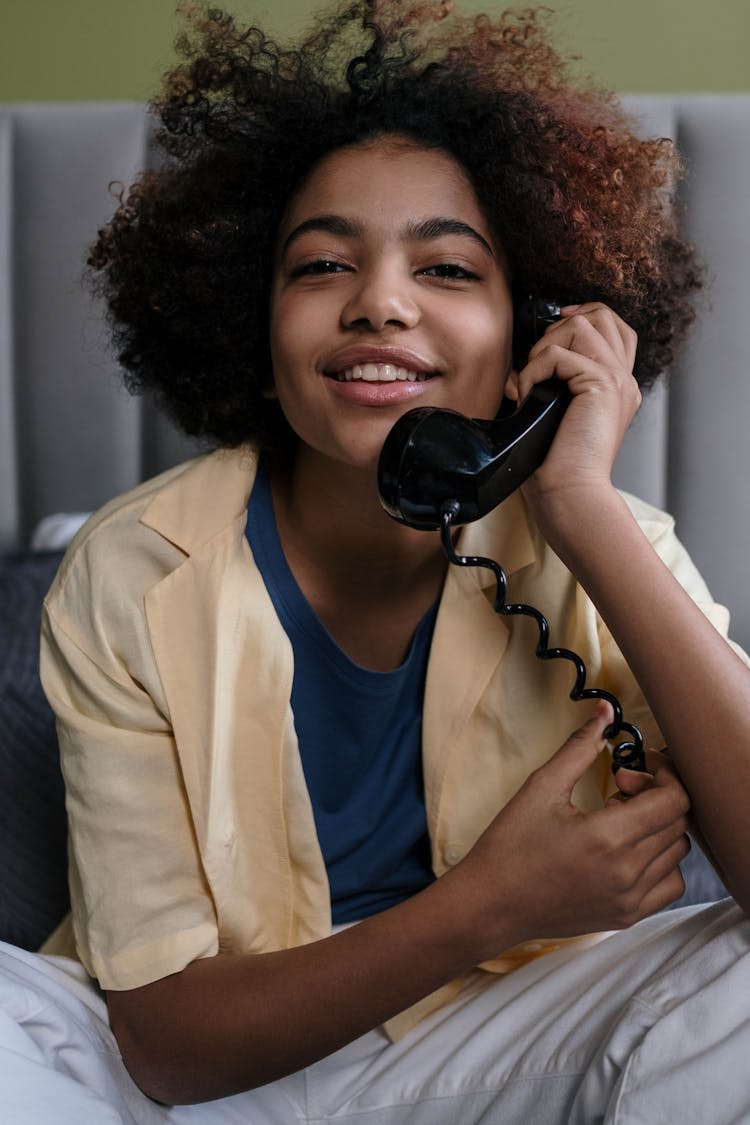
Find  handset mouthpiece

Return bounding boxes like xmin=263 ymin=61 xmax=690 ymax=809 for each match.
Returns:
xmin=377 ymin=378 xmax=570 ymax=530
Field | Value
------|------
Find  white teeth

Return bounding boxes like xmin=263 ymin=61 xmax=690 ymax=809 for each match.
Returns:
xmin=335 ymin=364 xmax=431 ymax=383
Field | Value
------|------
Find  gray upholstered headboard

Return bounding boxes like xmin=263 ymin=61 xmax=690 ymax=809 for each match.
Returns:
xmin=1 ymin=97 xmax=749 ymax=648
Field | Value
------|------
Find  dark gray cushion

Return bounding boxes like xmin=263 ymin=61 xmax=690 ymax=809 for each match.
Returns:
xmin=0 ymin=549 xmax=70 ymax=949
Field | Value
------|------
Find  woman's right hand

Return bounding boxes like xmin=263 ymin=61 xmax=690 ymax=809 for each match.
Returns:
xmin=452 ymin=701 xmax=691 ymax=962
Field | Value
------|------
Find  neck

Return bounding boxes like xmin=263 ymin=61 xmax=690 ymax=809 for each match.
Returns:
xmin=266 ymin=446 xmax=458 ymax=670
xmin=269 ymin=446 xmax=447 ymax=607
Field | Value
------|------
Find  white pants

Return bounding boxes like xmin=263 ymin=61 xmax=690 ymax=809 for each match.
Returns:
xmin=2 ymin=899 xmax=749 ymax=1124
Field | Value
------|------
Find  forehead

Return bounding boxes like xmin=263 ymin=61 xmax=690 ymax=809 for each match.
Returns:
xmin=277 ymin=137 xmax=493 ymax=242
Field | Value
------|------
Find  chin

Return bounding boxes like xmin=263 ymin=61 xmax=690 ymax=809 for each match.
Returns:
xmin=338 ymin=447 xmax=384 ymax=475
xmin=332 ymin=421 xmax=400 ymax=474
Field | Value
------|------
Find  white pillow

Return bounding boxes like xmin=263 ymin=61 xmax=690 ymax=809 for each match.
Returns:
xmin=30 ymin=513 xmax=91 ymax=551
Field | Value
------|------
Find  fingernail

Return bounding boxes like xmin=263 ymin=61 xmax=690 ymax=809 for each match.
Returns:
xmin=596 ymin=699 xmax=614 ymax=722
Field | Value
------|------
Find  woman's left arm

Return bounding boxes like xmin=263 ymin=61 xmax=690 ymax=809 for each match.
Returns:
xmin=513 ymin=303 xmax=750 ymax=911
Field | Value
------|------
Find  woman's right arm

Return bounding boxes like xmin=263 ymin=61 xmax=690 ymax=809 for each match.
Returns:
xmin=107 ymin=704 xmax=689 ymax=1106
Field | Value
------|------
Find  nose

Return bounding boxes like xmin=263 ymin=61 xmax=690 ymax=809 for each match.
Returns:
xmin=341 ymin=265 xmax=420 ymax=331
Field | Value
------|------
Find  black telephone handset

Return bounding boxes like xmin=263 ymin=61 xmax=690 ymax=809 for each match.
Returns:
xmin=378 ymin=299 xmax=569 ymax=530
xmin=376 ymin=297 xmax=646 ymax=772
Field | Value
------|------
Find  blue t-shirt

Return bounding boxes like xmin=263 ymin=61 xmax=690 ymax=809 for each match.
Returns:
xmin=246 ymin=465 xmax=437 ymax=922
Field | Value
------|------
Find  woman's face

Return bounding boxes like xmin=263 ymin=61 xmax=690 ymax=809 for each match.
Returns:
xmin=269 ymin=136 xmax=514 ymax=472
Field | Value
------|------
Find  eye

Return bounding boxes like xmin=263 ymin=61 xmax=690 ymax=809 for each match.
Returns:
xmin=421 ymin=263 xmax=480 ymax=282
xmin=290 ymin=258 xmax=349 ymax=278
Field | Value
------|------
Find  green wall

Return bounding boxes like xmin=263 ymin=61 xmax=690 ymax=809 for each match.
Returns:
xmin=2 ymin=0 xmax=749 ymax=101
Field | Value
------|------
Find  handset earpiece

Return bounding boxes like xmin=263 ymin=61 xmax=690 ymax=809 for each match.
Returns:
xmin=377 ymin=296 xmax=567 ymax=530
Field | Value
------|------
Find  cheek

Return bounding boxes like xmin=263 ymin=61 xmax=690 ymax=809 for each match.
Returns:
xmin=267 ymin=298 xmax=326 ymax=433
xmin=453 ymin=303 xmax=514 ymax=415
xmin=269 ymin=292 xmax=330 ymax=379
xmin=457 ymin=303 xmax=513 ymax=369
xmin=268 ymin=292 xmax=297 ymax=373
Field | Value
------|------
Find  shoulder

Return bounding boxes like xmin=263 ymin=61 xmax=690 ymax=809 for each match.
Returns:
xmin=46 ymin=456 xmax=198 ymax=622
xmin=44 ymin=446 xmax=259 ymax=649
xmin=468 ymin=486 xmax=717 ymax=612
xmin=616 ymin=489 xmax=717 ymax=602
xmin=617 ymin=489 xmax=676 ymax=541
xmin=51 ymin=447 xmax=258 ymax=582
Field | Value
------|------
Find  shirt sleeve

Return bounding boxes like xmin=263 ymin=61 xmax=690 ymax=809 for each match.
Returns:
xmin=596 ymin=498 xmax=750 ymax=767
xmin=40 ymin=593 xmax=219 ymax=992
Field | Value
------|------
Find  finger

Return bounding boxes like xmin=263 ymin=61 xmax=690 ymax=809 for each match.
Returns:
xmin=647 ymin=752 xmax=686 ymax=789
xmin=643 ymin=747 xmax=676 ymax=774
xmin=515 ymin=346 xmax=641 ymax=417
xmin=634 ymin=860 xmax=688 ymax=917
xmin=612 ymin=783 xmax=691 ymax=844
xmin=596 ymin=777 xmax=690 ymax=849
xmin=651 ymin=828 xmax=692 ymax=871
xmin=530 ymin=311 xmax=624 ymax=371
xmin=633 ymin=773 xmax=690 ymax=819
xmin=559 ymin=302 xmax=638 ymax=367
xmin=613 ymin=747 xmax=683 ymax=797
xmin=649 ymin=757 xmax=691 ymax=806
xmin=538 ymin=700 xmax=614 ymax=799
xmin=561 ymin=303 xmax=637 ymax=358
xmin=634 ymin=833 xmax=691 ymax=907
xmin=603 ymin=829 xmax=690 ymax=922
xmin=612 ymin=767 xmax=654 ymax=800
xmin=633 ymin=812 xmax=692 ymax=860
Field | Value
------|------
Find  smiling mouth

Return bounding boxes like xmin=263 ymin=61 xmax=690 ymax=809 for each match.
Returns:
xmin=327 ymin=363 xmax=438 ymax=383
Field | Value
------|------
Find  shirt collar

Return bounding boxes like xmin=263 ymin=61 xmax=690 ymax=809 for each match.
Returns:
xmin=453 ymin=488 xmax=538 ymax=589
xmin=139 ymin=447 xmax=259 ymax=554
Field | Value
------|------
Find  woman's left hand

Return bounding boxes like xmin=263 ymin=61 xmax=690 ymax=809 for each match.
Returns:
xmin=509 ymin=302 xmax=642 ymax=519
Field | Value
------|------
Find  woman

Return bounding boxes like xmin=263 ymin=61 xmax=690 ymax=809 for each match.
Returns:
xmin=37 ymin=2 xmax=750 ymax=1120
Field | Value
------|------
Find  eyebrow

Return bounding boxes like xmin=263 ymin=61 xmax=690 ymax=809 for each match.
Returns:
xmin=281 ymin=214 xmax=495 ymax=259
xmin=407 ymin=217 xmax=494 ymax=258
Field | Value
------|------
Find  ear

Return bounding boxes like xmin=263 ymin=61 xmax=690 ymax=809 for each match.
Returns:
xmin=261 ymin=376 xmax=278 ymax=400
xmin=504 ymin=368 xmax=521 ymax=403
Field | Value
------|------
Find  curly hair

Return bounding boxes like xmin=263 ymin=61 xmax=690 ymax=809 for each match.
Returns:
xmin=89 ymin=0 xmax=703 ymax=453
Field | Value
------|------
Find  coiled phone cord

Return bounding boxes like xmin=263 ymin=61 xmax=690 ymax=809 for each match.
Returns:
xmin=439 ymin=501 xmax=646 ymax=773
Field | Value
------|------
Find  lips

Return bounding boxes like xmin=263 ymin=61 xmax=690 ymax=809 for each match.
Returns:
xmin=323 ymin=346 xmax=439 ymax=381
